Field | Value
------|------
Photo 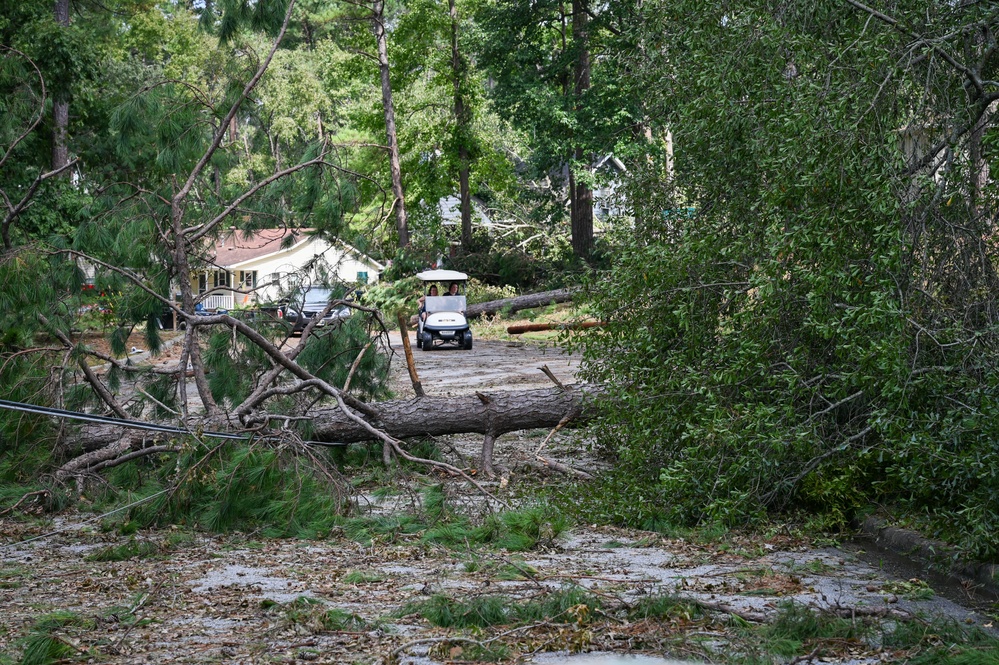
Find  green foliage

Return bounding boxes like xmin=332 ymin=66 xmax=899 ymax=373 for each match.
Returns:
xmin=363 ymin=276 xmax=424 ymax=320
xmin=268 ymin=596 xmax=369 ymax=634
xmin=751 ymin=603 xmax=867 ymax=658
xmin=408 ymin=594 xmax=513 ymax=629
xmin=123 ymin=439 xmax=350 ymax=538
xmin=400 ymin=586 xmax=600 ymax=629
xmin=627 ymin=594 xmax=703 ymax=622
xmin=572 ymin=0 xmax=999 ymax=559
xmin=341 ymin=570 xmax=384 ymax=584
xmin=85 ymin=538 xmax=160 ymax=562
xmin=423 ymin=503 xmax=569 ymax=551
xmin=17 ymin=611 xmax=90 ymax=665
xmin=340 ymin=486 xmax=568 ymax=553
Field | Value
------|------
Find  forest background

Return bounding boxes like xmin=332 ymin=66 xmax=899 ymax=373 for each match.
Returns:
xmin=2 ymin=0 xmax=999 ymax=563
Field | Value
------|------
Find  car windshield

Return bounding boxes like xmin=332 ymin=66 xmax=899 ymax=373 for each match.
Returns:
xmin=425 ymin=295 xmax=465 ymax=313
xmin=301 ymin=288 xmax=333 ymax=308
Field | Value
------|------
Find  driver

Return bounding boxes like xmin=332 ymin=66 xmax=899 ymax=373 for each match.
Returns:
xmin=418 ymin=284 xmax=438 ymax=321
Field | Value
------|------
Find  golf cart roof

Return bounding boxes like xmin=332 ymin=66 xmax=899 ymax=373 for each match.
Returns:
xmin=416 ymin=269 xmax=468 ymax=282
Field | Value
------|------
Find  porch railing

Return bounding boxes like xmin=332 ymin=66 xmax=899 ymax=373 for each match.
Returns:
xmin=200 ymin=292 xmax=234 ymax=311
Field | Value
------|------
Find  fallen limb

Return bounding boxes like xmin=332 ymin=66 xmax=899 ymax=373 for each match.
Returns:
xmin=507 ymin=321 xmax=604 ymax=335
xmin=0 ymin=489 xmax=51 ymax=517
xmin=529 ymin=456 xmax=594 ymax=480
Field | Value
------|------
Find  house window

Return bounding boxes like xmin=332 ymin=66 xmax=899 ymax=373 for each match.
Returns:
xmin=239 ymin=270 xmax=256 ymax=289
xmin=198 ymin=273 xmax=207 ymax=294
xmin=356 ymin=271 xmax=369 ymax=284
xmin=212 ymin=270 xmax=230 ymax=288
xmin=270 ymin=272 xmax=283 ymax=286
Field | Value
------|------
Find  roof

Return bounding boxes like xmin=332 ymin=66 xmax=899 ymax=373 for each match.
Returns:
xmin=416 ymin=269 xmax=468 ymax=282
xmin=208 ymin=228 xmax=310 ymax=266
xmin=595 ymin=155 xmax=627 ymax=173
xmin=207 ymin=228 xmax=384 ymax=272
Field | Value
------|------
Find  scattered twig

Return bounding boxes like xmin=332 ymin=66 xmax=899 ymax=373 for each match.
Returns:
xmin=528 ymin=457 xmax=594 ymax=480
xmin=0 ymin=489 xmax=50 ymax=517
xmin=533 ymin=410 xmax=575 ymax=456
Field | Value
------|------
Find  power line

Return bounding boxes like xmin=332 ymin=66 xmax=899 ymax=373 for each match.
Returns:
xmin=0 ymin=398 xmax=350 ymax=447
xmin=0 ymin=398 xmax=248 ymax=440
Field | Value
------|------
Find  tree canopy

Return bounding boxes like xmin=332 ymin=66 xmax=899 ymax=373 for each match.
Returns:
xmin=2 ymin=0 xmax=999 ymax=560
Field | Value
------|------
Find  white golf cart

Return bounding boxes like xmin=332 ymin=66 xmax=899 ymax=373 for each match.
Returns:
xmin=415 ymin=269 xmax=472 ymax=350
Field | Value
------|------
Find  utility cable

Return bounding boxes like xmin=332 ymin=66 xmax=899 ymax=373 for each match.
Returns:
xmin=0 ymin=398 xmax=350 ymax=447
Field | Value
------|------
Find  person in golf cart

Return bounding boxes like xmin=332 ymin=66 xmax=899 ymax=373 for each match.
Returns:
xmin=415 ymin=269 xmax=472 ymax=350
xmin=418 ymin=284 xmax=439 ymax=321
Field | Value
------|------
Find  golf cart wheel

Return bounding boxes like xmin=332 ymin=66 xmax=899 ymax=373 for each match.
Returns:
xmin=414 ymin=333 xmax=422 ymax=350
xmin=463 ymin=331 xmax=473 ymax=350
xmin=422 ymin=332 xmax=433 ymax=350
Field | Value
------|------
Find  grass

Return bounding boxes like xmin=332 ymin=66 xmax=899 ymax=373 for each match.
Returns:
xmin=472 ymin=303 xmax=585 ymax=344
xmin=340 ymin=489 xmax=569 ymax=553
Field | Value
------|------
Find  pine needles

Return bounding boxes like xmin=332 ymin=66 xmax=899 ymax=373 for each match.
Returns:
xmin=119 ymin=437 xmax=352 ymax=538
xmin=400 ymin=586 xmax=602 ymax=629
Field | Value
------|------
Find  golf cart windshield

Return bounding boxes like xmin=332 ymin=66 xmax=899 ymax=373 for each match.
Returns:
xmin=425 ymin=295 xmax=465 ymax=313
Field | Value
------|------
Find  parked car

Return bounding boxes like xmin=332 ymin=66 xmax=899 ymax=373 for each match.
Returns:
xmin=282 ymin=287 xmax=351 ymax=334
xmin=415 ymin=269 xmax=472 ymax=350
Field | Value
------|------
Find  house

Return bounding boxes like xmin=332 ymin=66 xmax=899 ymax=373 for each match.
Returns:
xmin=438 ymin=195 xmax=494 ymax=229
xmin=593 ymin=155 xmax=628 ymax=221
xmin=191 ymin=228 xmax=384 ymax=310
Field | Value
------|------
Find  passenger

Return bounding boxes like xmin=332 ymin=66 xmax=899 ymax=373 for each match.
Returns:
xmin=446 ymin=282 xmax=465 ymax=314
xmin=418 ymin=284 xmax=438 ymax=321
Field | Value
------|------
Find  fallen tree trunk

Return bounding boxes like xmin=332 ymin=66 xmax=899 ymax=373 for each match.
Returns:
xmin=465 ymin=287 xmax=577 ymax=320
xmin=66 ymin=385 xmax=602 ymax=475
xmin=407 ymin=288 xmax=578 ymax=328
xmin=507 ymin=321 xmax=604 ymax=335
xmin=308 ymin=384 xmax=598 ymax=444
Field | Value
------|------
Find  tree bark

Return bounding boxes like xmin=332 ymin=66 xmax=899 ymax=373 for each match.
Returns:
xmin=507 ymin=321 xmax=602 ymax=334
xmin=450 ymin=0 xmax=473 ymax=248
xmin=569 ymin=0 xmax=592 ymax=259
xmin=373 ymin=0 xmax=409 ymax=247
xmin=464 ymin=287 xmax=577 ymax=320
xmin=52 ymin=0 xmax=71 ymax=173
xmin=68 ymin=384 xmax=601 ymax=452
xmin=407 ymin=288 xmax=578 ymax=327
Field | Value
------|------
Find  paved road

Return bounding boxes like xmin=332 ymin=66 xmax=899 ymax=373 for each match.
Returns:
xmin=388 ymin=331 xmax=582 ymax=397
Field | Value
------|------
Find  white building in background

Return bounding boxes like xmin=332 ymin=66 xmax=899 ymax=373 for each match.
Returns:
xmin=593 ymin=155 xmax=629 ymax=221
xmin=190 ymin=228 xmax=384 ymax=310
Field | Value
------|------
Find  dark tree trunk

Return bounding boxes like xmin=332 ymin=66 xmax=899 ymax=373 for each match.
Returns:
xmin=450 ymin=0 xmax=473 ymax=248
xmin=373 ymin=0 xmax=409 ymax=247
xmin=52 ymin=0 xmax=71 ymax=173
xmin=568 ymin=0 xmax=593 ymax=259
